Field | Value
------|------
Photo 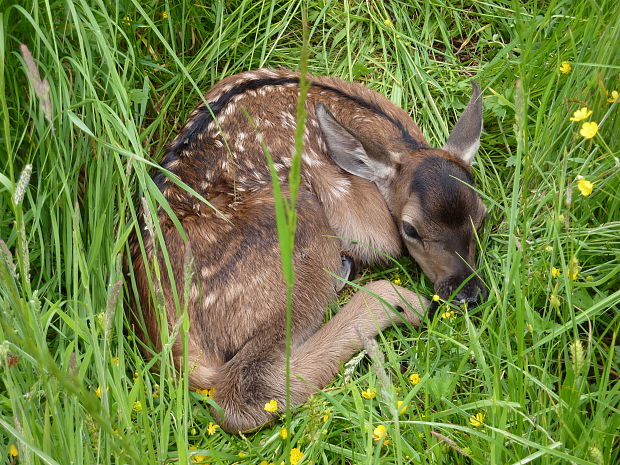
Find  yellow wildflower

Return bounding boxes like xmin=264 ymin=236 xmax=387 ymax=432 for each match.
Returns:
xmin=161 ymin=11 xmax=169 ymax=19
xmin=290 ymin=448 xmax=304 ymax=465
xmin=569 ymin=107 xmax=592 ymax=122
xmin=323 ymin=411 xmax=331 ymax=422
xmin=280 ymin=427 xmax=288 ymax=439
xmin=384 ymin=19 xmax=393 ymax=27
xmin=579 ymin=121 xmax=598 ymax=139
xmin=392 ymin=276 xmax=402 ymax=285
xmin=190 ymin=446 xmax=209 ymax=463
xmin=132 ymin=400 xmax=142 ymax=412
xmin=432 ymin=294 xmax=441 ymax=302
xmin=238 ymin=452 xmax=247 ymax=457
xmin=576 ymin=177 xmax=594 ymax=197
xmin=259 ymin=462 xmax=274 ymax=465
xmin=373 ymin=424 xmax=387 ymax=442
xmin=551 ymin=267 xmax=561 ymax=278
xmin=9 ymin=444 xmax=18 ymax=457
xmin=559 ymin=61 xmax=572 ymax=74
xmin=361 ymin=388 xmax=377 ymax=399
xmin=264 ymin=399 xmax=278 ymax=412
xmin=397 ymin=400 xmax=408 ymax=414
xmin=441 ymin=310 xmax=456 ymax=321
xmin=196 ymin=387 xmax=215 ymax=398
xmin=409 ymin=373 xmax=421 ymax=385
xmin=96 ymin=385 xmax=102 ymax=398
xmin=111 ymin=356 xmax=119 ymax=366
xmin=122 ymin=16 xmax=131 ymax=26
xmin=469 ymin=412 xmax=485 ymax=427
xmin=207 ymin=422 xmax=219 ymax=435
xmin=569 ymin=256 xmax=580 ymax=280
xmin=608 ymin=90 xmax=619 ymax=103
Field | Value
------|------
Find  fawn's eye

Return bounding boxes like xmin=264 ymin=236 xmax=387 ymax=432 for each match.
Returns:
xmin=402 ymin=222 xmax=421 ymax=241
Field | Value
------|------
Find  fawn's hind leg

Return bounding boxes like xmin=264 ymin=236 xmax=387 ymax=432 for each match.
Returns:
xmin=211 ymin=280 xmax=427 ymax=433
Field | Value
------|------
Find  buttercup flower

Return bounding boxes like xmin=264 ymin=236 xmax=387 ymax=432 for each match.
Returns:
xmin=161 ymin=11 xmax=169 ymax=19
xmin=409 ymin=373 xmax=421 ymax=385
xmin=580 ymin=121 xmax=598 ymax=139
xmin=576 ymin=177 xmax=594 ymax=196
xmin=384 ymin=19 xmax=393 ymax=27
xmin=190 ymin=446 xmax=208 ymax=463
xmin=469 ymin=412 xmax=485 ymax=427
xmin=207 ymin=422 xmax=219 ymax=435
xmin=280 ymin=427 xmax=288 ymax=439
xmin=569 ymin=256 xmax=580 ymax=280
xmin=361 ymin=388 xmax=377 ymax=399
xmin=9 ymin=444 xmax=18 ymax=457
xmin=133 ymin=400 xmax=142 ymax=412
xmin=441 ymin=310 xmax=456 ymax=321
xmin=397 ymin=400 xmax=408 ymax=414
xmin=432 ymin=294 xmax=441 ymax=302
xmin=551 ymin=267 xmax=561 ymax=278
xmin=607 ymin=90 xmax=618 ymax=103
xmin=373 ymin=424 xmax=387 ymax=442
xmin=264 ymin=399 xmax=278 ymax=412
xmin=392 ymin=275 xmax=402 ymax=285
xmin=290 ymin=447 xmax=304 ymax=465
xmin=560 ymin=61 xmax=572 ymax=74
xmin=196 ymin=387 xmax=215 ymax=398
xmin=569 ymin=107 xmax=592 ymax=122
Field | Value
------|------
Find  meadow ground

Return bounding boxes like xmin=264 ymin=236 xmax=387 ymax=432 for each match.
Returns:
xmin=0 ymin=1 xmax=619 ymax=464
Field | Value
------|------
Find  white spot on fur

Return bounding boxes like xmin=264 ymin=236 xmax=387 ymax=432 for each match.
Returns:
xmin=202 ymin=293 xmax=216 ymax=307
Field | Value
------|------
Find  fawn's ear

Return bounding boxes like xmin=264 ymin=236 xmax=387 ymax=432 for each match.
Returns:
xmin=442 ymin=82 xmax=483 ymax=165
xmin=316 ymin=103 xmax=393 ymax=183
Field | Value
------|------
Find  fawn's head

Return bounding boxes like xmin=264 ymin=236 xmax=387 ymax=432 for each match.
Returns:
xmin=317 ymin=83 xmax=487 ymax=304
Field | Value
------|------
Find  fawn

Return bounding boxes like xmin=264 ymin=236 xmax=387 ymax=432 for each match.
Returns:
xmin=129 ymin=68 xmax=486 ymax=432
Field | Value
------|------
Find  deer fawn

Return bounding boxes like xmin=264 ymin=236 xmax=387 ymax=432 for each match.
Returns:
xmin=129 ymin=68 xmax=487 ymax=433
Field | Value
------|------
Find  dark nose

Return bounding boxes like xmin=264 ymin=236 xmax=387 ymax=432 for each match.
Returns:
xmin=436 ymin=274 xmax=487 ymax=306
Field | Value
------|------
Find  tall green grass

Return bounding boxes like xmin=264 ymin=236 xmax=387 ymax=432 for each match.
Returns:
xmin=1 ymin=1 xmax=618 ymax=464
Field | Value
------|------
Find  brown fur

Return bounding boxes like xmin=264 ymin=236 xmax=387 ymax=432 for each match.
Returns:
xmin=128 ymin=68 xmax=486 ymax=433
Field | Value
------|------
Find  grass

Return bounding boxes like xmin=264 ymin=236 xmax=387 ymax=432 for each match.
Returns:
xmin=1 ymin=0 xmax=619 ymax=464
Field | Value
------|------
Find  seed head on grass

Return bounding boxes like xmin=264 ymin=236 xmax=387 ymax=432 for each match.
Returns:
xmin=20 ymin=45 xmax=52 ymax=124
xmin=12 ymin=164 xmax=33 ymax=206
